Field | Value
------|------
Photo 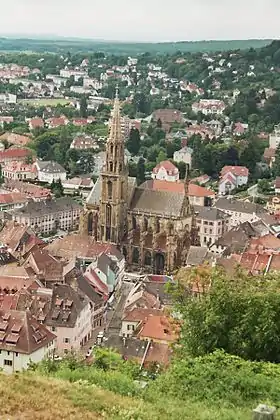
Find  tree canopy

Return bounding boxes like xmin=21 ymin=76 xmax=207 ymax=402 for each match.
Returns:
xmin=169 ymin=266 xmax=280 ymax=363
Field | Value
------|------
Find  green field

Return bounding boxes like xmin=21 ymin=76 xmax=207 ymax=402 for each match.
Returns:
xmin=18 ymin=98 xmax=70 ymax=107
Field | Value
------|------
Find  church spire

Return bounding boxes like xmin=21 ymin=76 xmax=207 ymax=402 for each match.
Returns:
xmin=108 ymin=85 xmax=123 ymax=144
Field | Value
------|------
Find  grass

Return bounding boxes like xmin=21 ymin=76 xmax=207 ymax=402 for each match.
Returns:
xmin=0 ymin=372 xmax=253 ymax=420
xmin=18 ymin=98 xmax=70 ymax=107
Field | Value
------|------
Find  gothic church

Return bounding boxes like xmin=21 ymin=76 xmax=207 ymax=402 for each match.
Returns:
xmin=80 ymin=91 xmax=198 ymax=274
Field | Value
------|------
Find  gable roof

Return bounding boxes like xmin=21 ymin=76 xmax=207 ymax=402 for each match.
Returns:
xmin=153 ymin=160 xmax=178 ymax=175
xmin=221 ymin=165 xmax=249 ymax=177
xmin=130 ymin=187 xmax=185 ymax=217
xmin=141 ymin=179 xmax=215 ymax=197
xmin=0 ymin=309 xmax=55 ymax=354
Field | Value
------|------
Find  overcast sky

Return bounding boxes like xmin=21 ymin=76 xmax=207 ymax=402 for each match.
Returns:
xmin=1 ymin=0 xmax=279 ymax=42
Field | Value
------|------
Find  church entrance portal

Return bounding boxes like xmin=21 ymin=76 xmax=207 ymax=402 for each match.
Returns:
xmin=154 ymin=252 xmax=165 ymax=274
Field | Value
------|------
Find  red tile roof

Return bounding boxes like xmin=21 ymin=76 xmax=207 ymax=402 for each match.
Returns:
xmin=221 ymin=165 xmax=249 ymax=177
xmin=138 ymin=315 xmax=178 ymax=342
xmin=0 ymin=148 xmax=31 ymax=160
xmin=0 ymin=192 xmax=27 ymax=205
xmin=29 ymin=118 xmax=44 ymax=129
xmin=153 ymin=160 xmax=178 ymax=175
xmin=143 ymin=179 xmax=215 ymax=197
xmin=0 ymin=309 xmax=55 ymax=354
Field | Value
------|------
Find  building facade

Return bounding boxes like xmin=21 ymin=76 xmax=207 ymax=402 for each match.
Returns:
xmin=80 ymin=90 xmax=198 ymax=274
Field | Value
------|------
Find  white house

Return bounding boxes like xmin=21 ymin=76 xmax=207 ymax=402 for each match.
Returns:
xmin=219 ymin=166 xmax=249 ymax=195
xmin=0 ymin=309 xmax=55 ymax=373
xmin=214 ymin=198 xmax=269 ymax=228
xmin=0 ymin=93 xmax=17 ymax=104
xmin=173 ymin=146 xmax=193 ymax=169
xmin=36 ymin=160 xmax=67 ymax=183
xmin=269 ymin=124 xmax=280 ymax=149
xmin=192 ymin=99 xmax=226 ymax=116
xmin=152 ymin=160 xmax=179 ymax=182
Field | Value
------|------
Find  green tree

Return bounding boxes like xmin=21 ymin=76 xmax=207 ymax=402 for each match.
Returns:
xmin=136 ymin=157 xmax=145 ymax=185
xmin=80 ymin=95 xmax=88 ymax=118
xmin=51 ymin=178 xmax=64 ymax=198
xmin=127 ymin=128 xmax=141 ymax=155
xmin=169 ymin=266 xmax=280 ymax=363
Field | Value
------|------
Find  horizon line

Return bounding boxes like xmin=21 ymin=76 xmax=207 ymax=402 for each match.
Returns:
xmin=0 ymin=34 xmax=276 ymax=44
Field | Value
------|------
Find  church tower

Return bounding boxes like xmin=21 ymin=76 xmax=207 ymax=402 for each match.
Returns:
xmin=98 ymin=88 xmax=128 ymax=245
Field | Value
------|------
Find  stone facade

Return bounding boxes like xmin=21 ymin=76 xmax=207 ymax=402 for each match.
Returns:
xmin=80 ymin=90 xmax=198 ymax=274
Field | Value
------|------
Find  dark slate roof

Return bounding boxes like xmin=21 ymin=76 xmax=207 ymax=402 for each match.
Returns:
xmin=214 ymin=198 xmax=267 ymax=215
xmin=186 ymin=246 xmax=211 ymax=266
xmin=12 ymin=197 xmax=82 ymax=218
xmin=76 ymin=274 xmax=104 ymax=305
xmin=46 ymin=284 xmax=89 ymax=328
xmin=37 ymin=160 xmax=66 ymax=174
xmin=194 ymin=205 xmax=229 ymax=221
xmin=130 ymin=187 xmax=184 ymax=217
xmin=212 ymin=222 xmax=257 ymax=255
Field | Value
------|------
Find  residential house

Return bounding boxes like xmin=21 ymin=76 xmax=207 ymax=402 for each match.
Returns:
xmin=15 ymin=284 xmax=92 ymax=355
xmin=69 ymin=273 xmax=105 ymax=329
xmin=269 ymin=124 xmax=280 ymax=149
xmin=264 ymin=147 xmax=276 ymax=168
xmin=152 ymin=109 xmax=183 ymax=131
xmin=11 ymin=198 xmax=83 ymax=234
xmin=173 ymin=146 xmax=193 ymax=169
xmin=4 ymin=179 xmax=51 ymax=201
xmin=0 ymin=309 xmax=55 ymax=373
xmin=219 ymin=166 xmax=249 ymax=195
xmin=70 ymin=134 xmax=98 ymax=150
xmin=121 ymin=308 xmax=162 ymax=338
xmin=214 ymin=198 xmax=270 ymax=228
xmin=0 ymin=192 xmax=27 ymax=212
xmin=3 ymin=162 xmax=37 ymax=181
xmin=0 ymin=93 xmax=17 ymax=104
xmin=233 ymin=122 xmax=248 ymax=136
xmin=36 ymin=160 xmax=67 ymax=183
xmin=0 ymin=220 xmax=44 ymax=259
xmin=194 ymin=205 xmax=230 ymax=246
xmin=0 ymin=148 xmax=32 ymax=166
xmin=23 ymin=248 xmax=64 ymax=286
xmin=62 ymin=177 xmax=94 ymax=196
xmin=151 ymin=161 xmax=179 ymax=182
xmin=192 ymin=99 xmax=226 ymax=115
xmin=0 ymin=133 xmax=31 ymax=147
xmin=28 ymin=118 xmax=44 ymax=130
xmin=185 ymin=124 xmax=215 ymax=140
xmin=46 ymin=116 xmax=69 ymax=129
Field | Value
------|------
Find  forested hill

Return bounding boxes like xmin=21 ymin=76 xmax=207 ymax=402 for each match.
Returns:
xmin=0 ymin=36 xmax=272 ymax=54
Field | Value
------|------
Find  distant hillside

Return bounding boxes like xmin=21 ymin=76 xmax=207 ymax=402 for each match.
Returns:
xmin=0 ymin=37 xmax=273 ymax=55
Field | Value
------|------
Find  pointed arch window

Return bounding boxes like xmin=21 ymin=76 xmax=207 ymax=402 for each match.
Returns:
xmin=107 ymin=181 xmax=113 ymax=199
xmin=106 ymin=204 xmax=112 ymax=225
xmin=132 ymin=248 xmax=139 ymax=264
xmin=109 ymin=161 xmax=113 ymax=172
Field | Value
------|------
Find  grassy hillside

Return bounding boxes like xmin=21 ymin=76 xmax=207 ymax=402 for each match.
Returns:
xmin=0 ymin=372 xmax=251 ymax=420
xmin=0 ymin=37 xmax=272 ymax=55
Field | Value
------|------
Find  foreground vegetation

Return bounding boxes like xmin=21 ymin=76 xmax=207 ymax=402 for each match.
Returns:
xmin=4 ymin=267 xmax=280 ymax=419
